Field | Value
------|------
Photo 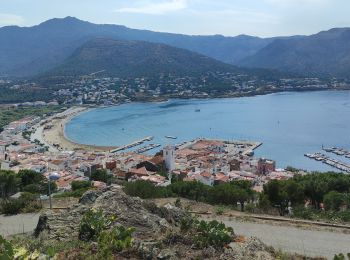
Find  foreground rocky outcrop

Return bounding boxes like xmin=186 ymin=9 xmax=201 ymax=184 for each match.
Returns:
xmin=33 ymin=186 xmax=300 ymax=259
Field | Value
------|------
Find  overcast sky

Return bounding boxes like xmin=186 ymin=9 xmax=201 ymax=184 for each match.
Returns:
xmin=0 ymin=0 xmax=348 ymax=37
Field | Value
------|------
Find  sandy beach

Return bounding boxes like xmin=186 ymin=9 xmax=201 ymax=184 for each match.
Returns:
xmin=37 ymin=106 xmax=117 ymax=152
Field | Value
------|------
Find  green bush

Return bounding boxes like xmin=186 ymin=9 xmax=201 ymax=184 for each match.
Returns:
xmin=215 ymin=206 xmax=225 ymax=215
xmin=0 ymin=192 xmax=41 ymax=215
xmin=54 ymin=187 xmax=90 ymax=198
xmin=97 ymin=226 xmax=135 ymax=258
xmin=1 ymin=199 xmax=23 ymax=215
xmin=192 ymin=219 xmax=234 ymax=249
xmin=79 ymin=209 xmax=113 ymax=241
xmin=124 ymin=180 xmax=172 ymax=199
xmin=324 ymin=191 xmax=347 ymax=211
xmin=0 ymin=235 xmax=14 ymax=259
xmin=71 ymin=180 xmax=91 ymax=191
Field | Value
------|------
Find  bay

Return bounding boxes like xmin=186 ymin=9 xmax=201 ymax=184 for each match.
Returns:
xmin=65 ymin=90 xmax=350 ymax=172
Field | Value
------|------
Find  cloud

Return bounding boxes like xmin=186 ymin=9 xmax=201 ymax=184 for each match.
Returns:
xmin=115 ymin=0 xmax=188 ymax=15
xmin=0 ymin=13 xmax=24 ymax=26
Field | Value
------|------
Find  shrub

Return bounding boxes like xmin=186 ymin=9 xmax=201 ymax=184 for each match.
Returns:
xmin=191 ymin=219 xmax=234 ymax=249
xmin=0 ymin=235 xmax=14 ymax=259
xmin=97 ymin=226 xmax=135 ymax=258
xmin=174 ymin=198 xmax=182 ymax=208
xmin=124 ymin=180 xmax=171 ymax=199
xmin=215 ymin=206 xmax=225 ymax=215
xmin=1 ymin=199 xmax=23 ymax=215
xmin=79 ymin=209 xmax=114 ymax=241
xmin=71 ymin=181 xmax=91 ymax=191
xmin=0 ymin=192 xmax=41 ymax=215
xmin=324 ymin=191 xmax=346 ymax=211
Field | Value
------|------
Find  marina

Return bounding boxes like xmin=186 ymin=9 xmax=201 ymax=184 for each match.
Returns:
xmin=135 ymin=143 xmax=161 ymax=153
xmin=111 ymin=136 xmax=154 ymax=153
xmin=66 ymin=91 xmax=350 ymax=171
xmin=304 ymin=153 xmax=350 ymax=173
xmin=323 ymin=147 xmax=350 ymax=159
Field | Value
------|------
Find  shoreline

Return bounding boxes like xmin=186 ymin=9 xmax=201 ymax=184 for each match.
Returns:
xmin=42 ymin=89 xmax=350 ymax=154
xmin=40 ymin=106 xmax=118 ymax=152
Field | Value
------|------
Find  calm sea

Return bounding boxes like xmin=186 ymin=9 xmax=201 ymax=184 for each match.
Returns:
xmin=65 ymin=90 xmax=350 ymax=172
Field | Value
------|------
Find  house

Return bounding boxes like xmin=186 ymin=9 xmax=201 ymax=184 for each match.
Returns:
xmin=48 ymin=160 xmax=67 ymax=171
xmin=258 ymin=158 xmax=276 ymax=175
xmin=197 ymin=171 xmax=214 ymax=186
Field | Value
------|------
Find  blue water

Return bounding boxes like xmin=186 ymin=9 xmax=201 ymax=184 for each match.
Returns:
xmin=66 ymin=91 xmax=350 ymax=172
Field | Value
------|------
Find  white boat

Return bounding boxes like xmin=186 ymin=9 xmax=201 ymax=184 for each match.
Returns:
xmin=165 ymin=136 xmax=177 ymax=139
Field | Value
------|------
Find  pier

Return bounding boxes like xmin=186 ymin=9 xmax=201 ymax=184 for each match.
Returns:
xmin=135 ymin=143 xmax=161 ymax=153
xmin=111 ymin=136 xmax=154 ymax=153
xmin=305 ymin=153 xmax=350 ymax=173
xmin=323 ymin=147 xmax=350 ymax=159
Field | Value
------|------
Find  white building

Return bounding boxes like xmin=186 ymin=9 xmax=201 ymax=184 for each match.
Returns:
xmin=164 ymin=145 xmax=176 ymax=172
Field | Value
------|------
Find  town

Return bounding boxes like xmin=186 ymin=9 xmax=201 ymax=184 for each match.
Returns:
xmin=0 ymin=107 xmax=297 ymax=197
xmin=1 ymin=72 xmax=349 ymax=107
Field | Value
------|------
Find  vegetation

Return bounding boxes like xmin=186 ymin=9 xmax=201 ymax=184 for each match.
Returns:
xmin=125 ymin=172 xmax=350 ymax=223
xmin=90 ymin=169 xmax=112 ymax=184
xmin=0 ymin=105 xmax=62 ymax=128
xmin=262 ymin=173 xmax=350 ymax=219
xmin=124 ymin=180 xmax=254 ymax=211
xmin=97 ymin=226 xmax=135 ymax=258
xmin=0 ymin=169 xmax=57 ymax=215
xmin=79 ymin=209 xmax=114 ymax=241
xmin=180 ymin=218 xmax=234 ymax=249
xmin=0 ymin=192 xmax=41 ymax=215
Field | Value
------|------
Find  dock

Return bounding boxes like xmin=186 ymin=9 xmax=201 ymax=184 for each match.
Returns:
xmin=111 ymin=136 xmax=154 ymax=153
xmin=323 ymin=147 xmax=350 ymax=158
xmin=135 ymin=143 xmax=161 ymax=153
xmin=305 ymin=153 xmax=350 ymax=173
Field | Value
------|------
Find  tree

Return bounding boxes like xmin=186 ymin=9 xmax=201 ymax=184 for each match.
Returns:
xmin=71 ymin=180 xmax=91 ymax=191
xmin=263 ymin=180 xmax=288 ymax=215
xmin=323 ymin=191 xmax=345 ymax=211
xmin=17 ymin=170 xmax=45 ymax=188
xmin=0 ymin=170 xmax=19 ymax=198
xmin=90 ymin=169 xmax=111 ymax=184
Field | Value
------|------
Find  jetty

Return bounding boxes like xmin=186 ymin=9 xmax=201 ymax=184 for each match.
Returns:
xmin=323 ymin=146 xmax=350 ymax=158
xmin=305 ymin=153 xmax=350 ymax=173
xmin=135 ymin=143 xmax=161 ymax=153
xmin=111 ymin=136 xmax=154 ymax=153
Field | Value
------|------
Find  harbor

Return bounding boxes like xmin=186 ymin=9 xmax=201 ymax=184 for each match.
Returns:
xmin=111 ymin=136 xmax=154 ymax=153
xmin=323 ymin=147 xmax=350 ymax=159
xmin=304 ymin=153 xmax=350 ymax=173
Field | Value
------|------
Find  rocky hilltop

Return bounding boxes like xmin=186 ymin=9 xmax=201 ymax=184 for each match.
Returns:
xmin=33 ymin=186 xmax=281 ymax=259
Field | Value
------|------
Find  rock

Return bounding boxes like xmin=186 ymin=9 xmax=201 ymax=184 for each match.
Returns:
xmin=157 ymin=249 xmax=177 ymax=260
xmin=34 ymin=214 xmax=48 ymax=237
xmin=136 ymin=240 xmax=161 ymax=260
xmin=79 ymin=190 xmax=100 ymax=204
xmin=34 ymin=187 xmax=185 ymax=241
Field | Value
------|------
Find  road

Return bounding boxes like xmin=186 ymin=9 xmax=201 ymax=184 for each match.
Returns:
xmin=203 ymin=216 xmax=350 ymax=259
xmin=0 ymin=213 xmax=40 ymax=237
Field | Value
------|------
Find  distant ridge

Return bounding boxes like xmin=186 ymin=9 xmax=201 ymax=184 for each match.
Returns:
xmin=0 ymin=17 xmax=274 ymax=77
xmin=0 ymin=17 xmax=349 ymax=78
xmin=240 ymin=28 xmax=350 ymax=78
xmin=43 ymin=38 xmax=240 ymax=78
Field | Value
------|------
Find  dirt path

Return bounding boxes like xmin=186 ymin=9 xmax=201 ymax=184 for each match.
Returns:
xmin=202 ymin=215 xmax=350 ymax=259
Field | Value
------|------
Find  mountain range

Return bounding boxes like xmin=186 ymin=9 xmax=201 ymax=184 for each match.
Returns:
xmin=0 ymin=17 xmax=349 ymax=78
xmin=45 ymin=38 xmax=239 ymax=78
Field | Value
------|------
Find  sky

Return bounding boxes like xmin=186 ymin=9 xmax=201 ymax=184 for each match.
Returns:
xmin=0 ymin=0 xmax=348 ymax=37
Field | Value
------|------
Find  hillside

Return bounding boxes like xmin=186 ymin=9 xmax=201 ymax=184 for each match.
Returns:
xmin=43 ymin=38 xmax=240 ymax=78
xmin=0 ymin=17 xmax=273 ymax=77
xmin=17 ymin=186 xmax=309 ymax=259
xmin=239 ymin=28 xmax=350 ymax=78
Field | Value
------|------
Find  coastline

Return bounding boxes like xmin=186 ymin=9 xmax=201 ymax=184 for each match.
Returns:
xmin=40 ymin=106 xmax=118 ymax=152
xmin=42 ymin=89 xmax=350 ymax=154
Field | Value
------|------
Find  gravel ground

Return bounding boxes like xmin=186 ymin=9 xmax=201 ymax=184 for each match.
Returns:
xmin=0 ymin=213 xmax=40 ymax=237
xmin=203 ymin=215 xmax=350 ymax=259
